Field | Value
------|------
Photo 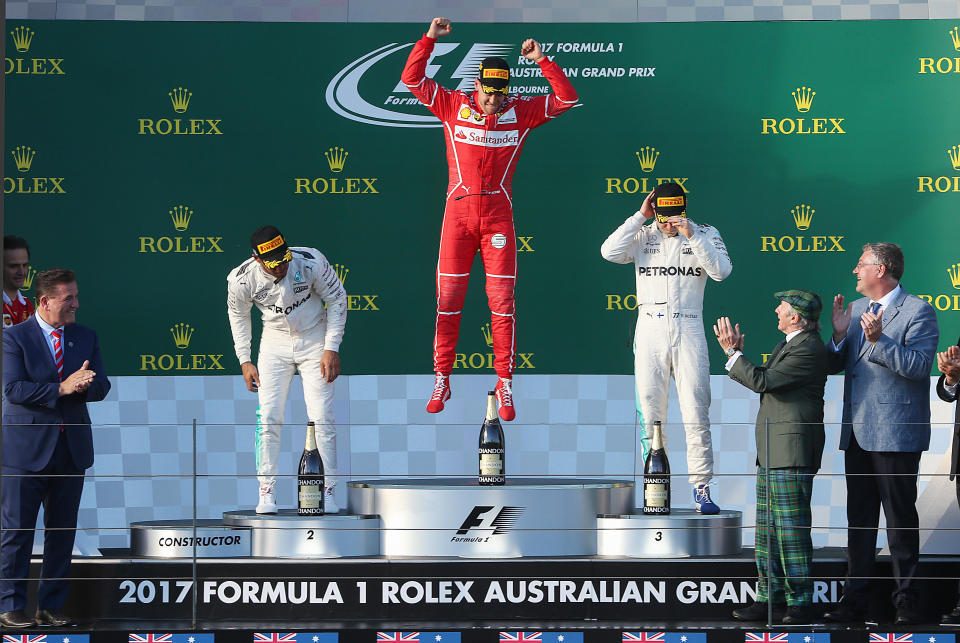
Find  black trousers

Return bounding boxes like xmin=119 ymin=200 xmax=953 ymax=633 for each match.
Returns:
xmin=842 ymin=432 xmax=921 ymax=608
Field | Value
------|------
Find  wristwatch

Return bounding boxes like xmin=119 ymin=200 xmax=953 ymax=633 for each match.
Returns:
xmin=725 ymin=347 xmax=737 ymax=357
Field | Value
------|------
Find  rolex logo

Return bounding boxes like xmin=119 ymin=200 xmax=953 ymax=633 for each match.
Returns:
xmin=762 ymin=88 xmax=844 ymax=135
xmin=10 ymin=26 xmax=34 ymax=53
xmin=949 ymin=263 xmax=960 ymax=290
xmin=169 ymin=205 xmax=193 ymax=231
xmin=791 ymin=204 xmax=814 ymax=230
xmin=325 ymin=147 xmax=348 ymax=173
xmin=21 ymin=266 xmax=36 ymax=292
xmin=949 ymin=145 xmax=960 ymax=171
xmin=792 ymin=86 xmax=815 ymax=113
xmin=139 ymin=88 xmax=221 ymax=136
xmin=951 ymin=26 xmax=960 ymax=51
xmin=170 ymin=322 xmax=194 ymax=349
xmin=635 ymin=146 xmax=659 ymax=173
xmin=333 ymin=263 xmax=349 ymax=284
xmin=918 ymin=145 xmax=960 ymax=193
xmin=11 ymin=146 xmax=35 ymax=172
xmin=169 ymin=87 xmax=192 ymax=113
xmin=481 ymin=323 xmax=493 ymax=348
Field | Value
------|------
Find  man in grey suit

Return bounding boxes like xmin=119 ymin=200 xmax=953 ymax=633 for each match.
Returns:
xmin=714 ymin=289 xmax=828 ymax=625
xmin=823 ymin=243 xmax=938 ymax=625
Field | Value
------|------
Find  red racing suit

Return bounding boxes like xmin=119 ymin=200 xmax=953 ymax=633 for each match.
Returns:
xmin=401 ymin=35 xmax=577 ymax=378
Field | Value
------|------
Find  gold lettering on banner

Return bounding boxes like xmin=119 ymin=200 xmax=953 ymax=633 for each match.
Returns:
xmin=916 ymin=145 xmax=960 ymax=193
xmin=453 ymin=324 xmax=535 ymax=369
xmin=138 ymin=87 xmax=223 ymax=135
xmin=138 ymin=205 xmax=224 ymax=254
xmin=916 ymin=264 xmax=960 ymax=312
xmin=5 ymin=27 xmax=67 ymax=77
xmin=294 ymin=146 xmax=379 ymax=196
xmin=139 ymin=321 xmax=225 ymax=371
xmin=4 ymin=146 xmax=65 ymax=195
xmin=761 ymin=87 xmax=845 ymax=135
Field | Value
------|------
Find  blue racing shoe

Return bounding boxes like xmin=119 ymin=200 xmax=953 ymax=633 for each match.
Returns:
xmin=693 ymin=484 xmax=720 ymax=515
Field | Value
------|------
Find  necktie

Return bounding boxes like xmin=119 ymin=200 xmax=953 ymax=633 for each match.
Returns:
xmin=51 ymin=328 xmax=64 ymax=380
xmin=51 ymin=328 xmax=65 ymax=431
xmin=858 ymin=301 xmax=881 ymax=352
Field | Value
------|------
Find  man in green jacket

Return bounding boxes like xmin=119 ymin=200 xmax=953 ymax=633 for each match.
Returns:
xmin=714 ymin=289 xmax=828 ymax=625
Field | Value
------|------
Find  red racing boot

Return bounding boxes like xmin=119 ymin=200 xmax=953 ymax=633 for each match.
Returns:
xmin=426 ymin=373 xmax=451 ymax=413
xmin=495 ymin=377 xmax=516 ymax=421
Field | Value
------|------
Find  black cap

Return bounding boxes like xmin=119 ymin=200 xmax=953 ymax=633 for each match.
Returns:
xmin=652 ymin=182 xmax=687 ymax=222
xmin=478 ymin=57 xmax=510 ymax=94
xmin=250 ymin=225 xmax=292 ymax=268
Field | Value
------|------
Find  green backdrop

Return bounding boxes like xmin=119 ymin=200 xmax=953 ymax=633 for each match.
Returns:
xmin=6 ymin=19 xmax=959 ymax=375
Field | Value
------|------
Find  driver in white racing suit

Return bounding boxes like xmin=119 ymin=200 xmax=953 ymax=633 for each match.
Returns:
xmin=226 ymin=226 xmax=347 ymax=515
xmin=601 ymin=183 xmax=732 ymax=514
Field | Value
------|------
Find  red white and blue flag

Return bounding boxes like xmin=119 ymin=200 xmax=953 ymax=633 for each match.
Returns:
xmin=376 ymin=634 xmax=460 ymax=643
xmin=624 ymin=634 xmax=706 ymax=643
xmin=747 ymin=635 xmax=830 ymax=643
xmin=254 ymin=635 xmax=337 ymax=643
xmin=130 ymin=635 xmax=214 ymax=643
xmin=5 ymin=637 xmax=89 ymax=643
xmin=872 ymin=635 xmax=955 ymax=643
xmin=501 ymin=633 xmax=583 ymax=643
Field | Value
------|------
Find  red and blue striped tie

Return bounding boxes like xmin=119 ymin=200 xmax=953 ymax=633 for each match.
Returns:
xmin=52 ymin=328 xmax=64 ymax=431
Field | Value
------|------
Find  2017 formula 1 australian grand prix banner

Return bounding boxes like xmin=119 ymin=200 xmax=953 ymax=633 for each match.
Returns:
xmin=5 ymin=20 xmax=960 ymax=376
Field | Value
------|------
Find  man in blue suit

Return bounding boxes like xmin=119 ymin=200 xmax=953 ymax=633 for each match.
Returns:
xmin=823 ymin=243 xmax=938 ymax=625
xmin=1 ymin=268 xmax=110 ymax=627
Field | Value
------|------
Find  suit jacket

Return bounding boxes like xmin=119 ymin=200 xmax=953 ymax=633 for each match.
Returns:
xmin=728 ymin=330 xmax=828 ymax=470
xmin=826 ymin=288 xmax=938 ymax=452
xmin=2 ymin=315 xmax=110 ymax=471
xmin=935 ymin=335 xmax=960 ymax=480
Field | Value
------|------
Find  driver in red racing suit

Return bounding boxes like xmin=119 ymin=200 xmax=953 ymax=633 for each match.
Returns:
xmin=401 ymin=17 xmax=578 ymax=421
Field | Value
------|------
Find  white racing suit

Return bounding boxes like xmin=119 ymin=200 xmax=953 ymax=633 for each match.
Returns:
xmin=601 ymin=213 xmax=732 ymax=485
xmin=226 ymin=247 xmax=347 ymax=490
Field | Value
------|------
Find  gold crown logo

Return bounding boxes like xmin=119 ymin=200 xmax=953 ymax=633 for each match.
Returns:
xmin=11 ymin=146 xmax=35 ymax=173
xmin=948 ymin=263 xmax=960 ymax=290
xmin=792 ymin=86 xmax=816 ymax=113
xmin=791 ymin=203 xmax=815 ymax=230
xmin=20 ymin=266 xmax=36 ymax=292
xmin=333 ymin=263 xmax=349 ymax=284
xmin=325 ymin=146 xmax=348 ymax=173
xmin=635 ymin=146 xmax=659 ymax=173
xmin=10 ymin=26 xmax=34 ymax=53
xmin=481 ymin=322 xmax=493 ymax=347
xmin=168 ymin=87 xmax=192 ymax=113
xmin=948 ymin=145 xmax=960 ymax=171
xmin=170 ymin=322 xmax=195 ymax=349
xmin=950 ymin=27 xmax=960 ymax=51
xmin=169 ymin=205 xmax=193 ymax=231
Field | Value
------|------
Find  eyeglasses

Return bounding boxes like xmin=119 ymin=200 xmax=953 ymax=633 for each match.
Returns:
xmin=855 ymin=261 xmax=882 ymax=269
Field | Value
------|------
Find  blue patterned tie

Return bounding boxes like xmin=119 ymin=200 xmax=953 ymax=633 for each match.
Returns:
xmin=858 ymin=301 xmax=881 ymax=352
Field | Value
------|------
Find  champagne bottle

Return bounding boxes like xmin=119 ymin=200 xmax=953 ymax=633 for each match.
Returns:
xmin=298 ymin=421 xmax=325 ymax=515
xmin=643 ymin=421 xmax=670 ymax=515
xmin=478 ymin=391 xmax=505 ymax=485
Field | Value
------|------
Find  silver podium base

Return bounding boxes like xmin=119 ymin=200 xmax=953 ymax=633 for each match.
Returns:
xmin=222 ymin=510 xmax=381 ymax=558
xmin=597 ymin=508 xmax=742 ymax=557
xmin=130 ymin=519 xmax=251 ymax=558
xmin=348 ymin=477 xmax=633 ymax=558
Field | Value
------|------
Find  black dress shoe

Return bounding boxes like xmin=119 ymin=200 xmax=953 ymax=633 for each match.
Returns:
xmin=895 ymin=606 xmax=925 ymax=625
xmin=941 ymin=605 xmax=960 ymax=625
xmin=782 ymin=604 xmax=821 ymax=625
xmin=733 ymin=601 xmax=786 ymax=621
xmin=0 ymin=610 xmax=35 ymax=628
xmin=35 ymin=609 xmax=72 ymax=627
xmin=823 ymin=602 xmax=867 ymax=623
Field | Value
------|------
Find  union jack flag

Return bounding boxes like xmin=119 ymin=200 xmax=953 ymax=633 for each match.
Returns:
xmin=255 ymin=636 xmax=298 ymax=643
xmin=624 ymin=635 xmax=664 ymax=643
xmin=377 ymin=635 xmax=420 ymax=643
xmin=746 ymin=634 xmax=789 ymax=643
xmin=870 ymin=636 xmax=914 ymax=643
xmin=500 ymin=634 xmax=542 ymax=643
xmin=3 ymin=636 xmax=46 ymax=643
xmin=129 ymin=636 xmax=172 ymax=643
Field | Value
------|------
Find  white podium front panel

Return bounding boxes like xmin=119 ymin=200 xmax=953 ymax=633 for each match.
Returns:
xmin=597 ymin=509 xmax=743 ymax=557
xmin=348 ymin=478 xmax=633 ymax=557
xmin=222 ymin=510 xmax=381 ymax=558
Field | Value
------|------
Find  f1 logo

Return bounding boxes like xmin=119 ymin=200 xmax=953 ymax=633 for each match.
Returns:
xmin=455 ymin=505 xmax=524 ymax=535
